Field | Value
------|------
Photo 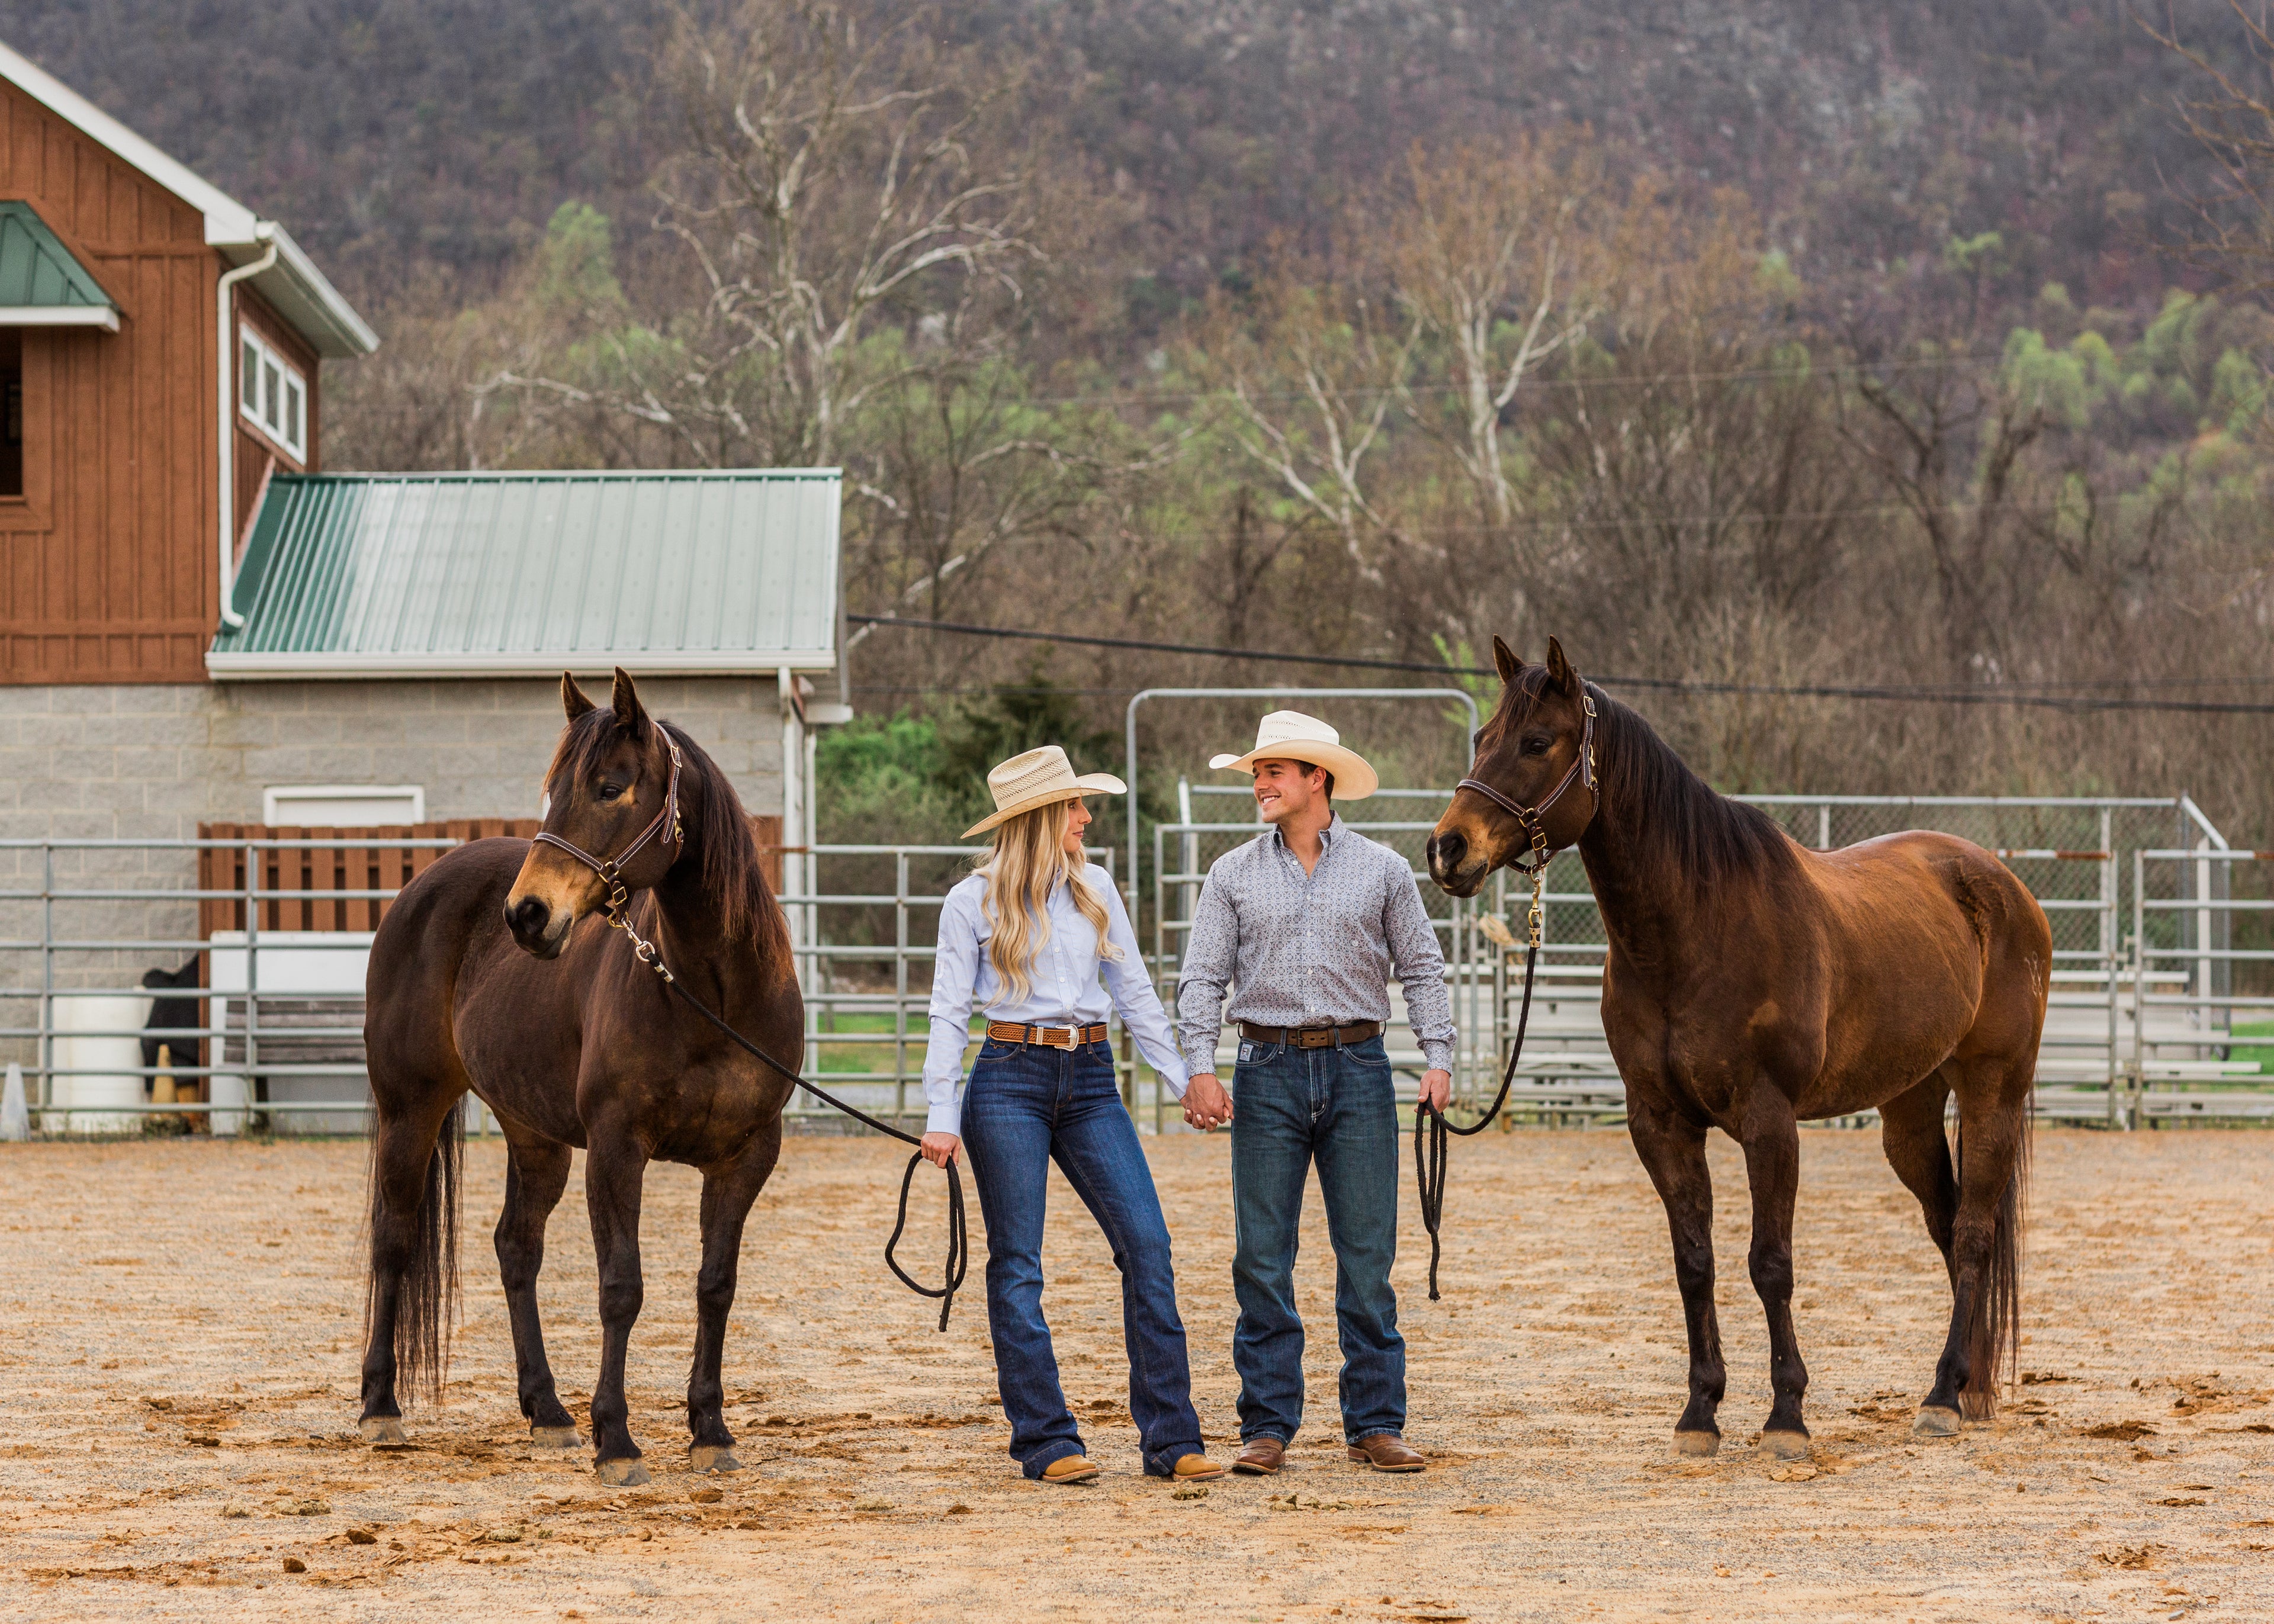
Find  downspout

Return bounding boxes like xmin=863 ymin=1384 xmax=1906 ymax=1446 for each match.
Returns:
xmin=215 ymin=226 xmax=278 ymax=631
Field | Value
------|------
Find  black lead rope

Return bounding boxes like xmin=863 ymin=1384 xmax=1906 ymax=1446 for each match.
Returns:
xmin=664 ymin=977 xmax=969 ymax=1333
xmin=1415 ymin=941 xmax=1541 ymax=1301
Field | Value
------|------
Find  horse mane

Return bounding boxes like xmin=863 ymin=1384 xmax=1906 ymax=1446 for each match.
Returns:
xmin=547 ymin=709 xmax=789 ymax=954
xmin=1583 ymin=681 xmax=1800 ymax=882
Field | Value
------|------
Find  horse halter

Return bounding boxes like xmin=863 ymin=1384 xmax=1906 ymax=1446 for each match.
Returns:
xmin=1453 ymin=691 xmax=1599 ymax=942
xmin=531 ymin=737 xmax=686 ymax=939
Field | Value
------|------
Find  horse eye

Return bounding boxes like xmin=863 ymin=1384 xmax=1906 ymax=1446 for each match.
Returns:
xmin=598 ymin=782 xmax=624 ymax=802
xmin=1523 ymin=735 xmax=1552 ymax=756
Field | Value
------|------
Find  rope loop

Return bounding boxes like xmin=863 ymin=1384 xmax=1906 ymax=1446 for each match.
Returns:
xmin=1415 ymin=941 xmax=1540 ymax=1301
xmin=885 ymin=1151 xmax=969 ymax=1333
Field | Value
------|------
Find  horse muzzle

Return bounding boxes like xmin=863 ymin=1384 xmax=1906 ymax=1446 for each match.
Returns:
xmin=505 ymin=893 xmax=572 ymax=959
xmin=1425 ymin=831 xmax=1489 ymax=898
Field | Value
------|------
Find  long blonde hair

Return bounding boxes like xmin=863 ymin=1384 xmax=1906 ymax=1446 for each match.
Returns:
xmin=978 ymin=799 xmax=1119 ymax=1003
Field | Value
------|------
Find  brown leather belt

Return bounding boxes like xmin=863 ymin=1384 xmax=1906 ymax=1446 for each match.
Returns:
xmin=1236 ymin=1020 xmax=1384 ymax=1050
xmin=986 ymin=1020 xmax=1110 ymax=1051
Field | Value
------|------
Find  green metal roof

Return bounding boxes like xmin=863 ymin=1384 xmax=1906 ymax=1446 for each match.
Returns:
xmin=208 ymin=470 xmax=841 ymax=678
xmin=0 ymin=201 xmax=117 ymax=318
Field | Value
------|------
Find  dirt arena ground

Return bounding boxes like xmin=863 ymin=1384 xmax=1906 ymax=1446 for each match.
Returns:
xmin=2 ymin=1127 xmax=2269 ymax=1622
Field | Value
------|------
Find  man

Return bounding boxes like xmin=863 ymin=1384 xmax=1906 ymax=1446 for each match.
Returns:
xmin=1177 ymin=710 xmax=1454 ymax=1476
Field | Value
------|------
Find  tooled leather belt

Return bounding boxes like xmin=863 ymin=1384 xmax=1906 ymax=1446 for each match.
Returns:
xmin=986 ymin=1020 xmax=1111 ymax=1050
xmin=1235 ymin=1019 xmax=1385 ymax=1049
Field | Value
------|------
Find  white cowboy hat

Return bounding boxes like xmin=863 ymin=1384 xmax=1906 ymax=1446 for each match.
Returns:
xmin=1209 ymin=710 xmax=1379 ymax=800
xmin=962 ymin=745 xmax=1128 ymax=838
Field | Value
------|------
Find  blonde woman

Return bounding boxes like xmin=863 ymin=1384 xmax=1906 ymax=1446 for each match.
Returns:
xmin=920 ymin=746 xmax=1223 ymax=1487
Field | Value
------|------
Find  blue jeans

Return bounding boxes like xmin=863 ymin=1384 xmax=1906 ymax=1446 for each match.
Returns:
xmin=1230 ymin=1033 xmax=1405 ymax=1446
xmin=960 ymin=1037 xmax=1205 ymax=1479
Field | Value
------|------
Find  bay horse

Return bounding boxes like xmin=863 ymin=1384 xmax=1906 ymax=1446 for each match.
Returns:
xmin=356 ymin=669 xmax=801 ymax=1485
xmin=1427 ymin=637 xmax=2048 ymax=1456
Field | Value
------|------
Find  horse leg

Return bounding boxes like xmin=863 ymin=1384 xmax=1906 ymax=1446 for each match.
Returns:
xmin=1625 ymin=1091 xmax=1726 ymax=1455
xmin=583 ymin=1133 xmax=653 ymax=1485
xmin=495 ymin=1126 xmax=580 ymax=1448
xmin=1737 ymin=1092 xmax=1810 ymax=1458
xmin=359 ymin=1090 xmax=464 ymax=1444
xmin=1880 ymin=1067 xmax=1959 ymax=1287
xmin=686 ymin=1128 xmax=783 ymax=1473
xmin=1878 ymin=1066 xmax=1966 ymax=1435
xmin=1921 ymin=1056 xmax=2031 ymax=1430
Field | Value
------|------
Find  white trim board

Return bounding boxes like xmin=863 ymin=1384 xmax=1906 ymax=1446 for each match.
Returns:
xmin=0 ymin=305 xmax=118 ymax=330
xmin=208 ymin=650 xmax=843 ymax=679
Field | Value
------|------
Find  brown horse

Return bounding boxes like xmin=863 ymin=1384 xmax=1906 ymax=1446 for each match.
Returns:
xmin=356 ymin=669 xmax=801 ymax=1485
xmin=1427 ymin=637 xmax=2048 ymax=1456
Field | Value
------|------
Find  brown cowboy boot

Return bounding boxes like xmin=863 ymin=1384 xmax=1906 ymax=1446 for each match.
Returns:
xmin=1231 ymin=1436 xmax=1286 ymax=1475
xmin=1347 ymin=1433 xmax=1425 ymax=1472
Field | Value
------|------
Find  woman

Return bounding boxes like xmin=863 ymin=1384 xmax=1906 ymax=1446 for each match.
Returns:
xmin=921 ymin=745 xmax=1223 ymax=1487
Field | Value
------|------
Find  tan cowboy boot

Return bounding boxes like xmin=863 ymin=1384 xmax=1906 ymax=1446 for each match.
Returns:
xmin=1041 ymin=1455 xmax=1100 ymax=1485
xmin=1171 ymin=1453 xmax=1226 ymax=1482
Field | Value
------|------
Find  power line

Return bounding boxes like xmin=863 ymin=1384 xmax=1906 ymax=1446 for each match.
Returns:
xmin=846 ymin=614 xmax=2274 ymax=716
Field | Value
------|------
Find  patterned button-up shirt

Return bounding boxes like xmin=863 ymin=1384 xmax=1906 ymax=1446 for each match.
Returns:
xmin=1175 ymin=815 xmax=1456 ymax=1076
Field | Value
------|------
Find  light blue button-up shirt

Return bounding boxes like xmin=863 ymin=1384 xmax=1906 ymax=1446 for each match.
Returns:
xmin=922 ymin=863 xmax=1190 ymax=1135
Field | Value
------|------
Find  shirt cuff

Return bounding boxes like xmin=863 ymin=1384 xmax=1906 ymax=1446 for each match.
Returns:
xmin=1421 ymin=1038 xmax=1456 ymax=1073
xmin=1180 ymin=1038 xmax=1222 ymax=1078
xmin=925 ymin=1096 xmax=963 ymax=1137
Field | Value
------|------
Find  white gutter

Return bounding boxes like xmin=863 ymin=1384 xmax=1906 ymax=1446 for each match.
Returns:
xmin=214 ymin=227 xmax=277 ymax=632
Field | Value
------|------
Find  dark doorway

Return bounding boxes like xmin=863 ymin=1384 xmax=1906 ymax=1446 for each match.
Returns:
xmin=0 ymin=330 xmax=20 ymax=499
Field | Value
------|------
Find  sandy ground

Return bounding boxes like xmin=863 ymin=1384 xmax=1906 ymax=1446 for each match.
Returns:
xmin=1 ymin=1125 xmax=2269 ymax=1623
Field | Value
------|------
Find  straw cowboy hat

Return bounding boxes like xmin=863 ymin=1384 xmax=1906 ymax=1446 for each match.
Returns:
xmin=1209 ymin=710 xmax=1379 ymax=801
xmin=962 ymin=745 xmax=1128 ymax=838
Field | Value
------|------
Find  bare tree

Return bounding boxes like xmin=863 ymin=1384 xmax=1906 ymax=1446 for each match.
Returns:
xmin=2141 ymin=1 xmax=2274 ymax=296
xmin=497 ymin=0 xmax=1040 ymax=469
xmin=1392 ymin=133 xmax=1603 ymax=525
xmin=1186 ymin=266 xmax=1420 ymax=580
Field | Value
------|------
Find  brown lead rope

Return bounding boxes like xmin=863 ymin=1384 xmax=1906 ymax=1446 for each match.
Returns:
xmin=1415 ymin=941 xmax=1540 ymax=1301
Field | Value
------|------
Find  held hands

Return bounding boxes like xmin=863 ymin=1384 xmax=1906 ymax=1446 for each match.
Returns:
xmin=1418 ymin=1069 xmax=1451 ymax=1115
xmin=919 ymin=1131 xmax=962 ymax=1168
xmin=1183 ymin=1073 xmax=1234 ymax=1131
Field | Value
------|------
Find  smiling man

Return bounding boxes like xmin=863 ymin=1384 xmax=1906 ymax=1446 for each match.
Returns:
xmin=1175 ymin=710 xmax=1454 ymax=1477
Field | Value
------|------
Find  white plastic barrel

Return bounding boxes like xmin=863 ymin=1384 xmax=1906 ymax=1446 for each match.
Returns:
xmin=51 ymin=993 xmax=154 ymax=1134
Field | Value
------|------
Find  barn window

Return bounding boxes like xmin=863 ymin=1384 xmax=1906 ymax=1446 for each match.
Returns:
xmin=238 ymin=326 xmax=307 ymax=462
xmin=0 ymin=329 xmax=19 ymax=499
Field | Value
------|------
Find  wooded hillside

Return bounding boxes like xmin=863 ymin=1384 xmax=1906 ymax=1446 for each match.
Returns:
xmin=11 ymin=1 xmax=2270 ymax=839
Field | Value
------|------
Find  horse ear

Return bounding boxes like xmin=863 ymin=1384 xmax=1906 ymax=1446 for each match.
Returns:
xmin=609 ymin=667 xmax=650 ymax=738
xmin=1544 ymin=636 xmax=1581 ymax=697
xmin=1492 ymin=635 xmax=1524 ymax=688
xmin=561 ymin=673 xmax=597 ymax=722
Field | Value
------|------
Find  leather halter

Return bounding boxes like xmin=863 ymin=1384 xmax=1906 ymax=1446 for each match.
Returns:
xmin=1453 ymin=691 xmax=1598 ymax=876
xmin=531 ymin=736 xmax=685 ymax=924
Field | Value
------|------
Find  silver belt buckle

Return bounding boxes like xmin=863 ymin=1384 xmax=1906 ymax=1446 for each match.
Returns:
xmin=1049 ymin=1024 xmax=1078 ymax=1050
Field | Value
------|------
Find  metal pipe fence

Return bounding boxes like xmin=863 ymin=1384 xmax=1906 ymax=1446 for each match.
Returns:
xmin=5 ymin=797 xmax=2260 ymax=1138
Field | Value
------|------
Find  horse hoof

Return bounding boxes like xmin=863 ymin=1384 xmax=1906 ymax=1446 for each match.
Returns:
xmin=596 ymin=1457 xmax=650 ymax=1487
xmin=358 ymin=1417 xmax=406 ymax=1445
xmin=689 ymin=1445 xmax=742 ymax=1474
xmin=1672 ymin=1431 xmax=1720 ymax=1458
xmin=530 ymin=1425 xmax=583 ymax=1450
xmin=1761 ymin=1430 xmax=1811 ymax=1461
xmin=1913 ymin=1406 xmax=1962 ymax=1438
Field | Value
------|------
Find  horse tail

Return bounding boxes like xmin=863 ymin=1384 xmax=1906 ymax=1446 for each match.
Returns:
xmin=1958 ymin=1111 xmax=2029 ymax=1420
xmin=365 ymin=1098 xmax=464 ymax=1404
